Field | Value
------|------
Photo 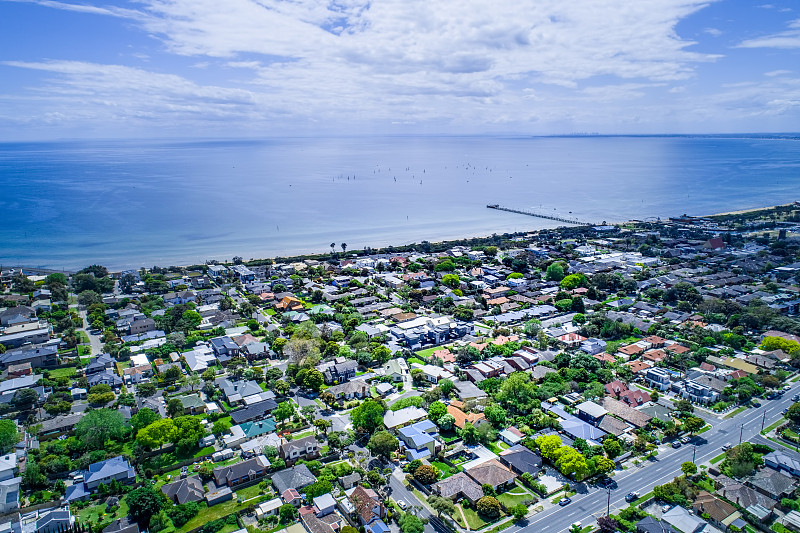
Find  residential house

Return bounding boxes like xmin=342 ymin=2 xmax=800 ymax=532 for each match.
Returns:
xmin=319 ymin=360 xmax=358 ymax=384
xmin=498 ymin=427 xmax=525 ymax=446
xmin=349 ymin=485 xmax=385 ymax=526
xmin=691 ymin=491 xmax=740 ymax=530
xmin=210 ymin=336 xmax=240 ymax=361
xmin=66 ymin=456 xmax=136 ymax=501
xmin=85 ymin=353 xmax=115 ymax=376
xmin=327 ymin=380 xmax=369 ymax=401
xmin=446 ymin=404 xmax=489 ymax=430
xmin=643 ymin=367 xmax=672 ymax=392
xmin=432 ymin=472 xmax=484 ymax=505
xmin=0 ymin=344 xmax=57 ymax=370
xmin=576 ymin=401 xmax=608 ymax=426
xmin=280 ymin=436 xmax=320 ymax=466
xmin=635 ymin=516 xmax=680 ymax=533
xmin=0 ymin=454 xmax=20 ymax=514
xmin=212 ymin=455 xmax=270 ymax=488
xmin=746 ymin=468 xmax=799 ymax=500
xmin=465 ymin=459 xmax=517 ymax=491
xmin=498 ymin=444 xmax=542 ymax=477
xmin=581 ymin=338 xmax=607 ymax=355
xmin=282 ymin=487 xmax=303 ymax=507
xmin=600 ymin=397 xmax=652 ymax=429
xmin=229 ymin=400 xmax=279 ymax=425
xmin=175 ymin=394 xmax=206 ymax=415
xmin=382 ymin=359 xmax=408 ymax=382
xmin=383 ymin=406 xmax=427 ymax=430
xmin=764 ymin=451 xmax=800 ymax=477
xmin=619 ymin=389 xmax=651 ymax=407
xmin=161 ymin=476 xmax=205 ymax=504
xmin=397 ymin=420 xmax=439 ymax=460
xmin=605 ymin=380 xmax=629 ymax=398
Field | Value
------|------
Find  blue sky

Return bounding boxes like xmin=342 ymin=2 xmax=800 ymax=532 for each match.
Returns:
xmin=1 ymin=0 xmax=799 ymax=139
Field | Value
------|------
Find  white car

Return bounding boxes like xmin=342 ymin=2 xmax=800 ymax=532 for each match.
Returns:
xmin=571 ymin=522 xmax=581 ymax=530
xmin=397 ymin=500 xmax=407 ymax=510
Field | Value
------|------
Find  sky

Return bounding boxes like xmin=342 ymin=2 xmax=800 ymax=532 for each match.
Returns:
xmin=0 ymin=0 xmax=799 ymax=139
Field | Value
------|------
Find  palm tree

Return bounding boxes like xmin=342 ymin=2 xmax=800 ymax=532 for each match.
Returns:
xmin=330 ymin=243 xmax=336 ymax=256
xmin=341 ymin=243 xmax=347 ymax=255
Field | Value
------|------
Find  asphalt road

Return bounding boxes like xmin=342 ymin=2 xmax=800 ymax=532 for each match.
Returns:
xmin=505 ymin=381 xmax=800 ymax=533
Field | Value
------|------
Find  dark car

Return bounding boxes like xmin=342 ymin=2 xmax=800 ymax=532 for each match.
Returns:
xmin=766 ymin=393 xmax=778 ymax=400
xmin=559 ymin=497 xmax=572 ymax=506
xmin=672 ymin=441 xmax=682 ymax=449
xmin=792 ymin=395 xmax=799 ymax=402
xmin=625 ymin=492 xmax=640 ymax=503
xmin=598 ymin=477 xmax=616 ymax=488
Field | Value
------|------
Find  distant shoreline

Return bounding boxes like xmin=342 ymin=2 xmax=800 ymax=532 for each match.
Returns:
xmin=704 ymin=202 xmax=798 ymax=218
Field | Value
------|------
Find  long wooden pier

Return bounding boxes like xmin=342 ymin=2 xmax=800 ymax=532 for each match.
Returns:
xmin=486 ymin=204 xmax=593 ymax=226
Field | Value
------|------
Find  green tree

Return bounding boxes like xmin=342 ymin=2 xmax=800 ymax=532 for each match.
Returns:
xmin=603 ymin=438 xmax=622 ymax=459
xmin=560 ymin=273 xmax=587 ymax=290
xmin=428 ymin=401 xmax=447 ymax=424
xmin=12 ymin=388 xmax=39 ymax=411
xmin=130 ymin=408 xmax=159 ymax=433
xmin=398 ymin=513 xmax=425 ymax=533
xmin=683 ymin=416 xmax=705 ymax=435
xmin=274 ymin=401 xmax=296 ymax=431
xmin=137 ymin=419 xmax=177 ymax=450
xmin=787 ymin=402 xmax=800 ymax=426
xmin=441 ymin=274 xmax=461 ymax=289
xmin=136 ymin=382 xmax=156 ymax=397
xmin=167 ymin=398 xmax=183 ymax=418
xmin=438 ymin=378 xmax=454 ymax=397
xmin=437 ymin=413 xmax=455 ymax=430
xmin=483 ymin=404 xmax=507 ymax=427
xmin=0 ymin=420 xmax=20 ymax=454
xmin=477 ymin=496 xmax=501 ymax=518
xmin=350 ymin=399 xmax=385 ymax=434
xmin=75 ymin=408 xmax=127 ymax=450
xmin=279 ymin=503 xmax=298 ymax=523
xmin=127 ymin=485 xmax=165 ymax=526
xmin=545 ymin=263 xmax=565 ymax=282
xmin=371 ymin=345 xmax=392 ymax=365
xmin=212 ymin=418 xmax=231 ymax=436
xmin=681 ymin=461 xmax=697 ymax=477
xmin=510 ymin=503 xmax=528 ymax=521
xmin=414 ymin=464 xmax=439 ymax=485
xmin=368 ymin=430 xmax=398 ymax=458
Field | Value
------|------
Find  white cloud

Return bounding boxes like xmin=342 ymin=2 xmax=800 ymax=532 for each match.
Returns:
xmin=738 ymin=18 xmax=800 ymax=48
xmin=704 ymin=27 xmax=722 ymax=37
xmin=765 ymin=69 xmax=792 ymax=76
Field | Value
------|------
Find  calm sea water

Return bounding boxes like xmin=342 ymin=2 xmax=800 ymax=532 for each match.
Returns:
xmin=1 ymin=135 xmax=799 ymax=270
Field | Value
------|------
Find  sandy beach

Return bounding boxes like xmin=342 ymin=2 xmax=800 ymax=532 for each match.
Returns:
xmin=705 ymin=202 xmax=798 ymax=217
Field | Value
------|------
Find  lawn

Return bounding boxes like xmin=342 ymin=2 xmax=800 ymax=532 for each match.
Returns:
xmin=291 ymin=430 xmax=315 ymax=440
xmin=762 ymin=419 xmax=785 ymax=435
xmin=497 ymin=490 xmax=531 ymax=508
xmin=440 ymin=430 xmax=460 ymax=443
xmin=414 ymin=347 xmax=439 ymax=359
xmin=631 ymin=491 xmax=653 ymax=507
xmin=724 ymin=406 xmax=748 ymax=419
xmin=49 ymin=366 xmax=77 ymax=379
xmin=485 ymin=442 xmax=503 ymax=455
xmin=461 ymin=505 xmax=504 ymax=530
xmin=78 ymin=498 xmax=130 ymax=529
xmin=710 ymin=453 xmax=726 ymax=465
xmin=177 ymin=488 xmax=270 ymax=533
xmin=431 ymin=461 xmax=461 ymax=479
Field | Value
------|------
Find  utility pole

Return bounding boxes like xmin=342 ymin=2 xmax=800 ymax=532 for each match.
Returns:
xmin=692 ymin=444 xmax=697 ymax=464
xmin=739 ymin=423 xmax=744 ymax=446
xmin=607 ymin=487 xmax=612 ymax=517
xmin=762 ymin=410 xmax=767 ymax=432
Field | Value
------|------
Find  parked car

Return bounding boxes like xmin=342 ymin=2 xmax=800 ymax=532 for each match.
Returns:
xmin=783 ymin=408 xmax=789 ymax=415
xmin=680 ymin=436 xmax=691 ymax=444
xmin=672 ymin=441 xmax=682 ymax=449
xmin=752 ymin=400 xmax=761 ymax=407
xmin=662 ymin=505 xmax=672 ymax=513
xmin=766 ymin=393 xmax=778 ymax=400
xmin=792 ymin=395 xmax=799 ymax=402
xmin=784 ymin=385 xmax=792 ymax=391
xmin=559 ymin=497 xmax=572 ymax=506
xmin=571 ymin=522 xmax=582 ymax=530
xmin=625 ymin=492 xmax=640 ymax=503
xmin=397 ymin=500 xmax=407 ymax=510
xmin=722 ymin=444 xmax=731 ymax=451
xmin=180 ymin=466 xmax=188 ymax=478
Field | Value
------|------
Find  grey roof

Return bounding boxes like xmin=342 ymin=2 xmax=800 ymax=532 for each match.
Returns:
xmin=161 ymin=476 xmax=204 ymax=504
xmin=433 ymin=471 xmax=483 ymax=502
xmin=272 ymin=464 xmax=317 ymax=495
xmin=635 ymin=516 xmax=680 ymax=533
xmin=498 ymin=444 xmax=542 ymax=475
xmin=229 ymin=399 xmax=279 ymax=425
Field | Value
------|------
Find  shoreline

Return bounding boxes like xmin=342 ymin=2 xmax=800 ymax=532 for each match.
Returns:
xmin=4 ymin=202 xmax=797 ymax=273
xmin=703 ymin=202 xmax=798 ymax=218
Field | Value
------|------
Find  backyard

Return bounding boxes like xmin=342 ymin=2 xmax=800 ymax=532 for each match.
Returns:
xmin=496 ymin=484 xmax=533 ymax=508
xmin=431 ymin=461 xmax=461 ymax=479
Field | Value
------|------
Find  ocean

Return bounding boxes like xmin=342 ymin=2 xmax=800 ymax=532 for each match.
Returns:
xmin=1 ymin=135 xmax=799 ymax=270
